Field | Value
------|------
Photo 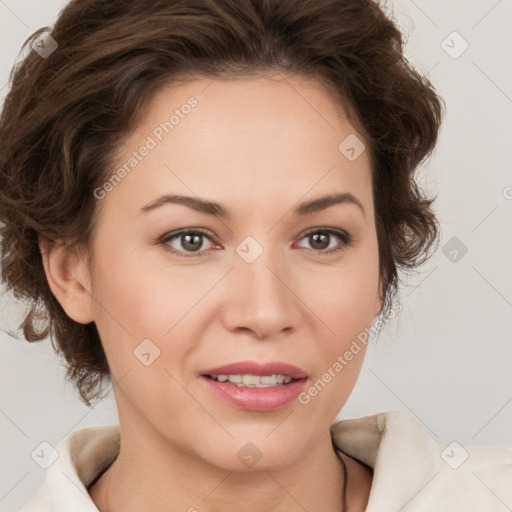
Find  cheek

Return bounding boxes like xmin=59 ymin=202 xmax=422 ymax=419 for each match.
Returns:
xmin=87 ymin=238 xmax=168 ymax=361
xmin=90 ymin=243 xmax=215 ymax=368
xmin=298 ymin=263 xmax=376 ymax=418
xmin=308 ymin=249 xmax=379 ymax=331
xmin=302 ymin=241 xmax=379 ymax=372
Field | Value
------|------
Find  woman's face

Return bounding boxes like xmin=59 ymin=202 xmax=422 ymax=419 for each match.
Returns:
xmin=84 ymin=73 xmax=382 ymax=470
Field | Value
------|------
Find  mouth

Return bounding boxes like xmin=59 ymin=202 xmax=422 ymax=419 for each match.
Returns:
xmin=199 ymin=361 xmax=309 ymax=411
xmin=200 ymin=360 xmax=308 ymax=384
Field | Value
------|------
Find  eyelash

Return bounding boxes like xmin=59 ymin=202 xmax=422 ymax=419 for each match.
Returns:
xmin=158 ymin=227 xmax=353 ymax=258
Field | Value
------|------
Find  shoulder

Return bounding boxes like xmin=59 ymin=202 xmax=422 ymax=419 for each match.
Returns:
xmin=330 ymin=411 xmax=512 ymax=511
xmin=432 ymin=442 xmax=512 ymax=510
xmin=17 ymin=423 xmax=120 ymax=511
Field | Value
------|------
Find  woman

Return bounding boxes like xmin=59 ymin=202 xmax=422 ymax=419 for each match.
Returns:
xmin=1 ymin=0 xmax=510 ymax=510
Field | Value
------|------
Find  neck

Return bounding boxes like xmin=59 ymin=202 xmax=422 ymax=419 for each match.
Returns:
xmin=89 ymin=423 xmax=350 ymax=512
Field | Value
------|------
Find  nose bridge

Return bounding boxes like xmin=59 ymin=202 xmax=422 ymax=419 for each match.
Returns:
xmin=238 ymin=234 xmax=289 ymax=301
xmin=225 ymin=234 xmax=299 ymax=337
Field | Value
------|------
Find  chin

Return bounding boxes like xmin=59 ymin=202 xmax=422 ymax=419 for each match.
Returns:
xmin=193 ymin=433 xmax=309 ymax=473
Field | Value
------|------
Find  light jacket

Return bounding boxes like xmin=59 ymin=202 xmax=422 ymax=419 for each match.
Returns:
xmin=19 ymin=410 xmax=512 ymax=511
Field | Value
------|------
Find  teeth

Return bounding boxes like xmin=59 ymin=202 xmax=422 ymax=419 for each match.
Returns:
xmin=211 ymin=374 xmax=294 ymax=387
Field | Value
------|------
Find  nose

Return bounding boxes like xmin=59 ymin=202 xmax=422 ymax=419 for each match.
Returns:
xmin=221 ymin=241 xmax=302 ymax=340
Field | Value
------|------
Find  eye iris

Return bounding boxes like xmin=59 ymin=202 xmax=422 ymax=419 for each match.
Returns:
xmin=182 ymin=233 xmax=203 ymax=252
xmin=310 ymin=231 xmax=330 ymax=250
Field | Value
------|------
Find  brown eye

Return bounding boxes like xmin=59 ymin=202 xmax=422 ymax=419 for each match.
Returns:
xmin=158 ymin=227 xmax=352 ymax=258
xmin=160 ymin=229 xmax=216 ymax=257
xmin=296 ymin=228 xmax=352 ymax=255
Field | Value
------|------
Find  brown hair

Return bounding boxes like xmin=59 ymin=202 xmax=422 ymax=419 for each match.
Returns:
xmin=0 ymin=0 xmax=444 ymax=406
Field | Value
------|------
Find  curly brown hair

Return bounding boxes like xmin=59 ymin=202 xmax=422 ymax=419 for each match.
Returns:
xmin=0 ymin=0 xmax=444 ymax=406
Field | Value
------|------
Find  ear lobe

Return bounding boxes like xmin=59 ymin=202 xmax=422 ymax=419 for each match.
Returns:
xmin=375 ymin=279 xmax=385 ymax=316
xmin=39 ymin=237 xmax=95 ymax=324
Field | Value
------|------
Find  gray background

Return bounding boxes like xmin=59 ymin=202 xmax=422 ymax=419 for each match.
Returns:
xmin=1 ymin=0 xmax=511 ymax=510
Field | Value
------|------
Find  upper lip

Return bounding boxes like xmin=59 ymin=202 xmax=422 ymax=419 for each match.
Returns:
xmin=201 ymin=360 xmax=308 ymax=379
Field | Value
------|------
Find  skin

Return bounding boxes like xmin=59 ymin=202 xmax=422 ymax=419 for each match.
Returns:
xmin=40 ymin=73 xmax=382 ymax=511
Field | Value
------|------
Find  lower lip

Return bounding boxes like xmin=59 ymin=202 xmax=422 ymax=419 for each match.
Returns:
xmin=201 ymin=376 xmax=307 ymax=411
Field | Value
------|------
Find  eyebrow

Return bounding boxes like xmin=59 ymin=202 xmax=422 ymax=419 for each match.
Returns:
xmin=139 ymin=192 xmax=365 ymax=218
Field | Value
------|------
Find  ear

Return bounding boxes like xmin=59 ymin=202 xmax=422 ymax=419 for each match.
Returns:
xmin=39 ymin=237 xmax=95 ymax=324
xmin=375 ymin=278 xmax=385 ymax=316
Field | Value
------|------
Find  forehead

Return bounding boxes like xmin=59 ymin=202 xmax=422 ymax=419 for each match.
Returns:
xmin=134 ymin=73 xmax=354 ymax=145
xmin=101 ymin=73 xmax=373 ymax=221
